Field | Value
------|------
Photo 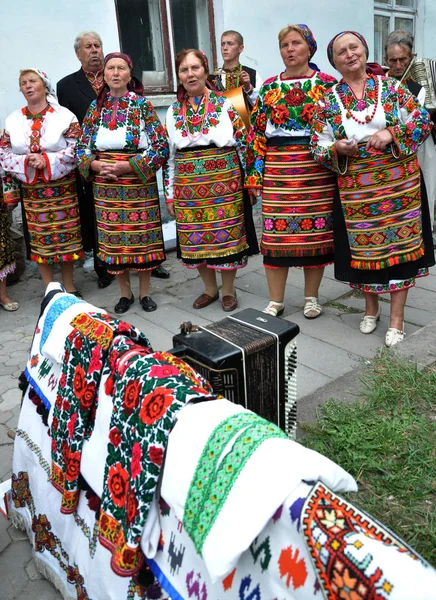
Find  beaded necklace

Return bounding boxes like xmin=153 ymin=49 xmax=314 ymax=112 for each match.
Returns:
xmin=183 ymin=89 xmax=209 ymax=141
xmin=338 ymin=75 xmax=379 ymax=125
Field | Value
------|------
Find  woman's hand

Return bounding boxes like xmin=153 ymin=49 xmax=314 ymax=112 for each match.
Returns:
xmin=335 ymin=139 xmax=358 ymax=156
xmin=99 ymin=161 xmax=133 ymax=181
xmin=26 ymin=154 xmax=46 ymax=169
xmin=366 ymin=129 xmax=393 ymax=151
xmin=166 ymin=201 xmax=175 ymax=217
xmin=90 ymin=160 xmax=103 ymax=173
xmin=247 ymin=188 xmax=262 ymax=203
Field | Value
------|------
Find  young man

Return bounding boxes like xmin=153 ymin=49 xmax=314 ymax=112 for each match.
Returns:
xmin=57 ymin=32 xmax=169 ymax=284
xmin=210 ymin=30 xmax=262 ymax=107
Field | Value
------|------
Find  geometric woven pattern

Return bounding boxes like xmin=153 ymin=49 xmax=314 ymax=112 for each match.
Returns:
xmin=174 ymin=146 xmax=248 ymax=259
xmin=339 ymin=150 xmax=423 ymax=270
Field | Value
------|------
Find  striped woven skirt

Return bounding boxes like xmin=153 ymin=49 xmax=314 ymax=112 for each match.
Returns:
xmin=262 ymin=137 xmax=335 ymax=267
xmin=93 ymin=152 xmax=165 ymax=273
xmin=333 ymin=146 xmax=435 ymax=294
xmin=338 ymin=148 xmax=424 ymax=271
xmin=174 ymin=146 xmax=249 ymax=269
xmin=21 ymin=173 xmax=83 ymax=264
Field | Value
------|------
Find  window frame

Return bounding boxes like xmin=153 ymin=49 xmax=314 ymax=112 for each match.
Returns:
xmin=374 ymin=0 xmax=417 ymax=64
xmin=114 ymin=0 xmax=217 ymax=96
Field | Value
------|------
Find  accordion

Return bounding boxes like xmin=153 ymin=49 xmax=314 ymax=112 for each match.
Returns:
xmin=170 ymin=308 xmax=299 ymax=438
xmin=407 ymin=58 xmax=436 ymax=109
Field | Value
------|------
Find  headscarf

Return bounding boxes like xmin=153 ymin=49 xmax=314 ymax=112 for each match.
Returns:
xmin=96 ymin=52 xmax=144 ymax=111
xmin=294 ymin=24 xmax=317 ymax=60
xmin=327 ymin=31 xmax=369 ymax=69
xmin=20 ymin=68 xmax=60 ymax=110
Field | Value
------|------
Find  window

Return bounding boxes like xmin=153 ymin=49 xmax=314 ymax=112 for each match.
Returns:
xmin=374 ymin=0 xmax=416 ymax=64
xmin=115 ymin=0 xmax=216 ymax=94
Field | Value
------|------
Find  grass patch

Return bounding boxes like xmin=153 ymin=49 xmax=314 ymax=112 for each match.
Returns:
xmin=302 ymin=351 xmax=436 ymax=566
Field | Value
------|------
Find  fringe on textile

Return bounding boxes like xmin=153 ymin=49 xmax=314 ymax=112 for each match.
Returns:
xmin=8 ymin=503 xmax=78 ymax=600
xmin=350 ymin=247 xmax=424 ymax=270
xmin=33 ymin=555 xmax=77 ymax=600
xmin=31 ymin=252 xmax=84 ymax=265
xmin=261 ymin=245 xmax=334 ymax=258
xmin=98 ymin=251 xmax=165 ymax=265
xmin=181 ymin=242 xmax=248 ymax=261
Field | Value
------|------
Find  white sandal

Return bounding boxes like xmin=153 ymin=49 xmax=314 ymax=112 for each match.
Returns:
xmin=304 ymin=297 xmax=322 ymax=319
xmin=359 ymin=306 xmax=381 ymax=334
xmin=263 ymin=301 xmax=285 ymax=317
xmin=385 ymin=326 xmax=405 ymax=347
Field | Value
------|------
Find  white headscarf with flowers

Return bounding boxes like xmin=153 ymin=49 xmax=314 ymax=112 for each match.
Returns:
xmin=20 ymin=69 xmax=60 ymax=110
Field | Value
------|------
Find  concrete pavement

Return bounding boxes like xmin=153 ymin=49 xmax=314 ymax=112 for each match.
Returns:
xmin=2 ymin=243 xmax=436 ymax=599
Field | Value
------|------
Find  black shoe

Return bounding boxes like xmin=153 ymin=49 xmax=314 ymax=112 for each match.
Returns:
xmin=140 ymin=296 xmax=157 ymax=312
xmin=151 ymin=266 xmax=170 ymax=279
xmin=98 ymin=274 xmax=115 ymax=289
xmin=114 ymin=294 xmax=134 ymax=314
xmin=71 ymin=290 xmax=83 ymax=299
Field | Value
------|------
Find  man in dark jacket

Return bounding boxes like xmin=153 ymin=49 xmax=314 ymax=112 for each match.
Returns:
xmin=57 ymin=32 xmax=170 ymax=285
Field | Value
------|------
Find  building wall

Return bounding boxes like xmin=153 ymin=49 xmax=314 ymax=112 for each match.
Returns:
xmin=216 ymin=0 xmax=374 ymax=81
xmin=0 ymin=0 xmax=119 ymax=121
xmin=1 ymin=0 xmax=435 ymax=127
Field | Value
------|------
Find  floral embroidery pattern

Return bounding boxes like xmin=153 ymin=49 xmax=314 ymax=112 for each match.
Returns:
xmin=246 ymin=72 xmax=336 ymax=187
xmin=99 ymin=341 xmax=216 ymax=576
xmin=76 ymin=92 xmax=169 ymax=184
xmin=310 ymin=76 xmax=433 ymax=173
xmin=50 ymin=312 xmax=152 ymax=514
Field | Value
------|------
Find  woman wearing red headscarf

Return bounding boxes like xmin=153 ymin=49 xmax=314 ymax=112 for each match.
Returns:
xmin=77 ymin=53 xmax=168 ymax=314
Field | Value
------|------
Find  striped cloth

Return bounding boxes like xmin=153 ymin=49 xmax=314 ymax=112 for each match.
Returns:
xmin=93 ymin=151 xmax=165 ymax=272
xmin=174 ymin=146 xmax=248 ymax=260
xmin=21 ymin=173 xmax=83 ymax=264
xmin=261 ymin=139 xmax=335 ymax=260
xmin=339 ymin=148 xmax=423 ymax=270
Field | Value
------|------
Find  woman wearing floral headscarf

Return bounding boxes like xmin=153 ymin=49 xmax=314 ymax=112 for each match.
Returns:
xmin=0 ymin=69 xmax=83 ymax=294
xmin=310 ymin=31 xmax=434 ymax=346
xmin=246 ymin=24 xmax=337 ymax=318
xmin=76 ymin=52 xmax=168 ymax=314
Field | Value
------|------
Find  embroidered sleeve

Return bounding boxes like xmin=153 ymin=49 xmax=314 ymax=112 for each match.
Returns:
xmin=130 ymin=98 xmax=169 ymax=184
xmin=246 ymin=71 xmax=264 ymax=106
xmin=76 ymin=102 xmax=99 ymax=182
xmin=310 ymin=100 xmax=344 ymax=173
xmin=387 ymin=81 xmax=433 ymax=156
xmin=245 ymin=89 xmax=268 ymax=188
xmin=41 ymin=115 xmax=81 ymax=182
xmin=227 ymin=101 xmax=248 ymax=172
xmin=1 ymin=170 xmax=21 ymax=204
xmin=163 ymin=106 xmax=179 ymax=202
xmin=0 ymin=130 xmax=27 ymax=180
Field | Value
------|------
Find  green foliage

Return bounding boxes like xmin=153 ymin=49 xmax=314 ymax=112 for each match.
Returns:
xmin=302 ymin=351 xmax=436 ymax=566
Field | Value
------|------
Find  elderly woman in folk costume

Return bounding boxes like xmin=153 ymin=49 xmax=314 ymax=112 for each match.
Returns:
xmin=246 ymin=24 xmax=337 ymax=319
xmin=310 ymin=31 xmax=434 ymax=346
xmin=164 ymin=49 xmax=258 ymax=312
xmin=76 ymin=52 xmax=168 ymax=314
xmin=0 ymin=69 xmax=83 ymax=295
